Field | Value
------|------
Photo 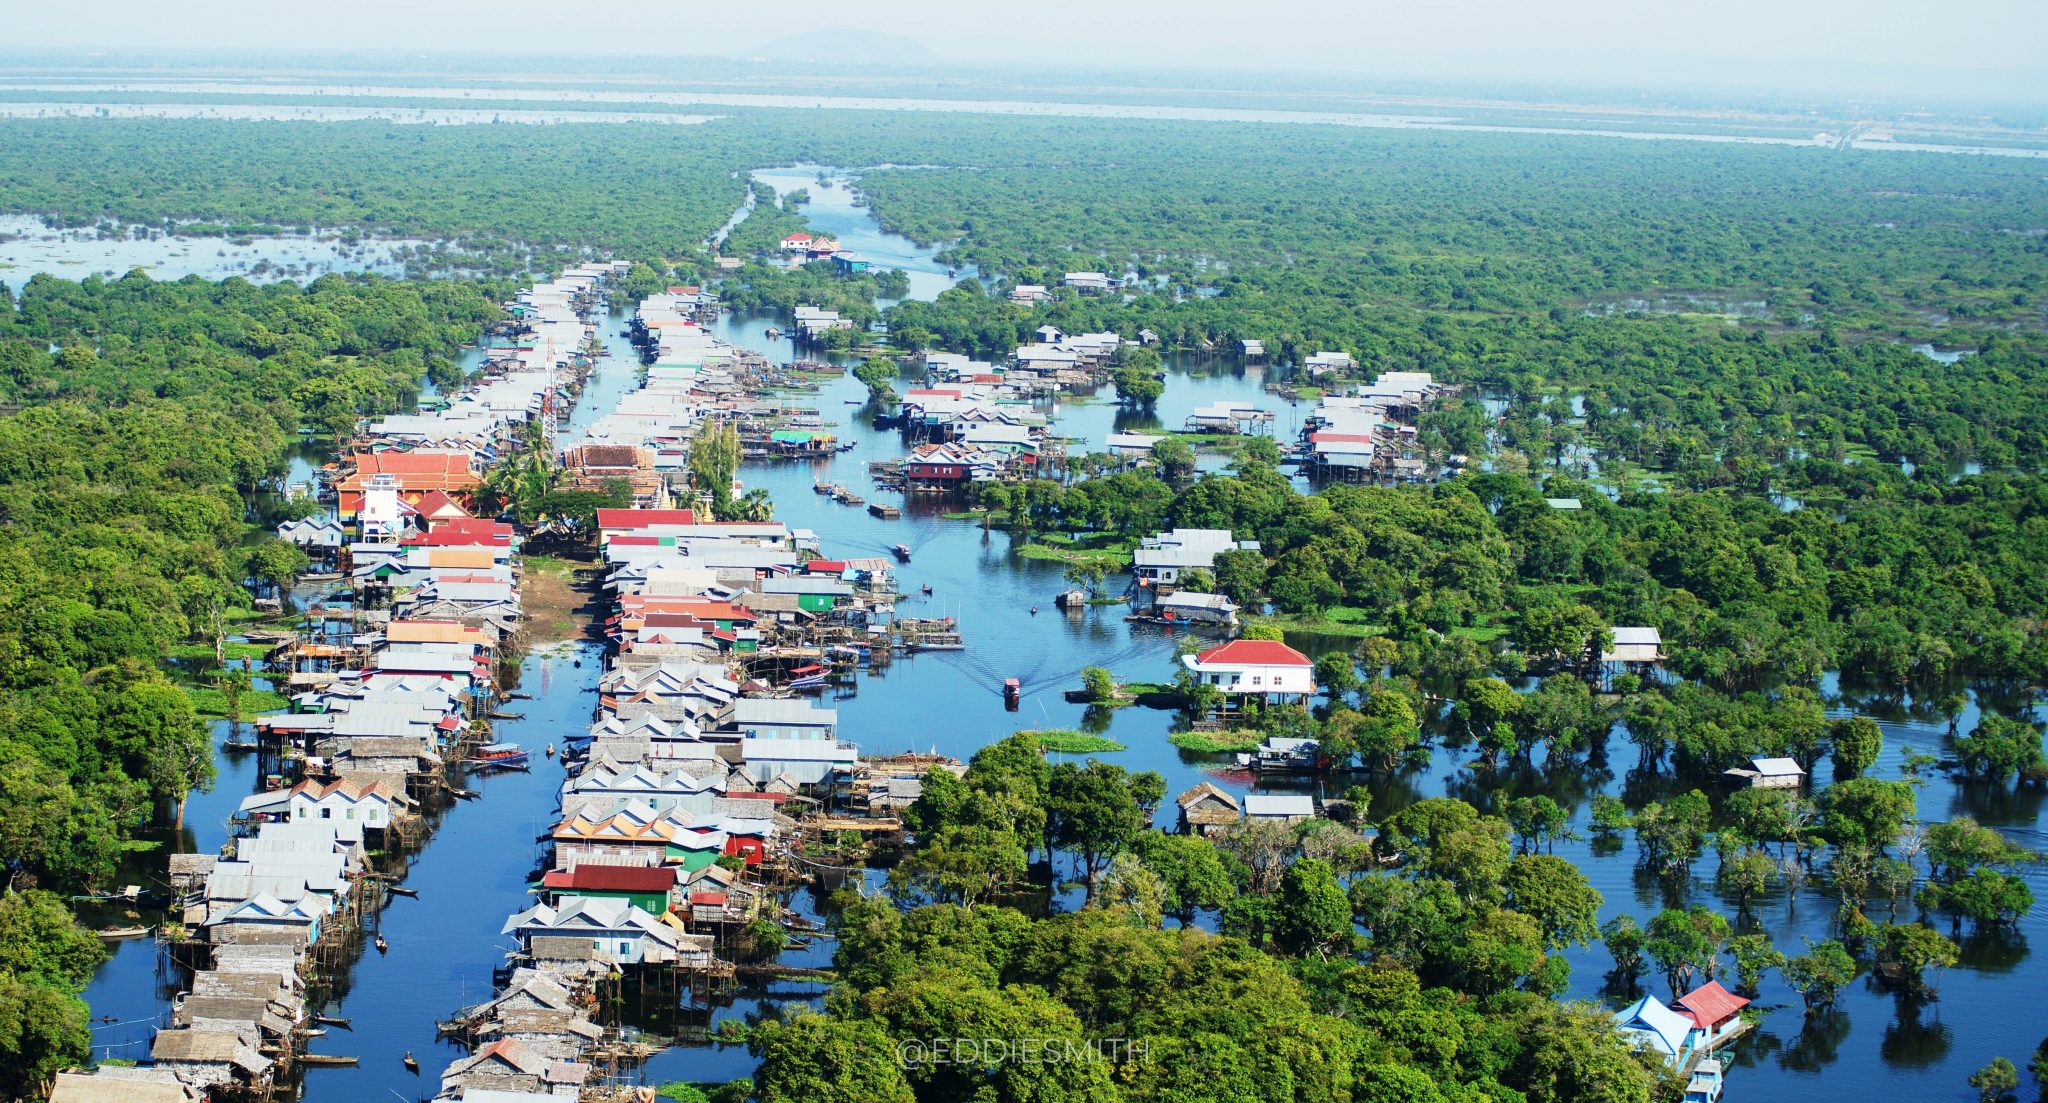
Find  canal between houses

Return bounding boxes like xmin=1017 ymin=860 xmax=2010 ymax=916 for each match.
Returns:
xmin=67 ymin=177 xmax=2048 ymax=1103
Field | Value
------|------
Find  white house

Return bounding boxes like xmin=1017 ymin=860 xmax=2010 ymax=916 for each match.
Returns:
xmin=1062 ymin=271 xmax=1115 ymax=292
xmin=1615 ymin=994 xmax=1697 ymax=1069
xmin=1725 ymin=755 xmax=1805 ymax=790
xmin=500 ymin=896 xmax=684 ymax=965
xmin=1601 ymin=626 xmax=1664 ymax=664
xmin=1009 ymin=284 xmax=1051 ymax=305
xmin=277 ymin=517 xmax=346 ymax=549
xmin=1132 ymin=528 xmax=1259 ymax=586
xmin=1302 ymin=351 xmax=1356 ymax=377
xmin=1243 ymin=793 xmax=1315 ymax=823
xmin=236 ymin=778 xmax=408 ymax=831
xmin=1181 ymin=639 xmax=1316 ymax=701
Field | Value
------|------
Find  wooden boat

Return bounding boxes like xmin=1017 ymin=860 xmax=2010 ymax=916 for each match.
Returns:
xmin=450 ymin=788 xmax=480 ymax=801
xmin=374 ymin=933 xmax=387 ymax=954
xmin=1682 ymin=1059 xmax=1724 ymax=1103
xmin=403 ymin=1052 xmax=420 ymax=1073
xmin=97 ymin=925 xmax=150 ymax=941
xmin=222 ymin=738 xmax=261 ymax=752
xmin=812 ymin=482 xmax=838 ymax=495
xmin=837 ymin=493 xmax=865 ymax=506
xmin=921 ymin=583 xmax=932 ymax=596
xmin=1054 ymin=589 xmax=1090 ymax=609
xmin=891 ymin=544 xmax=912 ymax=562
xmin=470 ymin=743 xmax=530 ymax=769
xmin=297 ymin=1054 xmax=359 ymax=1067
xmin=486 ymin=710 xmax=524 ymax=720
xmin=314 ymin=1015 xmax=351 ymax=1028
xmin=388 ymin=886 xmax=419 ymax=899
xmin=1003 ymin=678 xmax=1022 ymax=710
xmin=786 ymin=663 xmax=830 ymax=691
xmin=303 ymin=1028 xmax=326 ymax=1038
xmin=868 ymin=502 xmax=901 ymax=519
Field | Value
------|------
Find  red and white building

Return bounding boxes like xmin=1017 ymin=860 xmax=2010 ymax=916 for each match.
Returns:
xmin=1181 ymin=639 xmax=1316 ymax=702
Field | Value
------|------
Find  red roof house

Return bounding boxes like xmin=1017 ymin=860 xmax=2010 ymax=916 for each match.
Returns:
xmin=1181 ymin=639 xmax=1316 ymax=699
xmin=1674 ymin=981 xmax=1749 ymax=1037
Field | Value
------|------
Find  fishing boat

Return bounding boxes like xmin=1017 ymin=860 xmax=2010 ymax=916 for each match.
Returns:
xmin=222 ymin=738 xmax=261 ymax=752
xmin=1003 ymin=678 xmax=1022 ymax=710
xmin=1054 ymin=589 xmax=1091 ymax=609
xmin=96 ymin=925 xmax=150 ymax=941
xmin=921 ymin=583 xmax=932 ymax=596
xmin=450 ymin=788 xmax=480 ymax=801
xmin=374 ymin=933 xmax=387 ymax=954
xmin=891 ymin=544 xmax=912 ymax=562
xmin=403 ymin=1052 xmax=420 ymax=1073
xmin=315 ymin=1014 xmax=351 ymax=1028
xmin=297 ymin=1054 xmax=359 ymax=1067
xmin=388 ymin=886 xmax=419 ymax=899
xmin=470 ymin=743 xmax=530 ymax=769
xmin=786 ymin=664 xmax=831 ymax=690
xmin=765 ymin=326 xmax=782 ymax=339
xmin=1682 ymin=1059 xmax=1724 ymax=1103
xmin=813 ymin=481 xmax=838 ymax=495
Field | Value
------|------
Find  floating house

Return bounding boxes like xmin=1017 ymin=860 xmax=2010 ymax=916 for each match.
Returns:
xmin=1153 ymin=590 xmax=1240 ymax=626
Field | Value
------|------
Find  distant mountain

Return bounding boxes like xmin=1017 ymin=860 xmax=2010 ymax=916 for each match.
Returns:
xmin=742 ymin=30 xmax=941 ymax=66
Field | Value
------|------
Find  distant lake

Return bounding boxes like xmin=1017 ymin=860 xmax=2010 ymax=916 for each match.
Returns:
xmin=6 ymin=79 xmax=2047 ymax=156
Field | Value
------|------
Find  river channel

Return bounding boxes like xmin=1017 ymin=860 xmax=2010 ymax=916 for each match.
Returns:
xmin=68 ymin=172 xmax=2048 ymax=1103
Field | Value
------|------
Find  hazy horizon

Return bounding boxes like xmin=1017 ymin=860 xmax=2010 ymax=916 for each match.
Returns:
xmin=7 ymin=0 xmax=2047 ymax=105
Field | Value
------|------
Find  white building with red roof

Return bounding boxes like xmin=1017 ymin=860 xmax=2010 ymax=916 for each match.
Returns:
xmin=1181 ymin=639 xmax=1316 ymax=700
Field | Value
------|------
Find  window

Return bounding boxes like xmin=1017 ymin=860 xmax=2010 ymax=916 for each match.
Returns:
xmin=345 ymin=808 xmax=355 ymax=820
xmin=320 ymin=807 xmax=331 ymax=819
xmin=620 ymin=941 xmax=632 ymax=955
xmin=1210 ymin=674 xmax=1222 ymax=685
xmin=1251 ymin=676 xmax=1262 ymax=686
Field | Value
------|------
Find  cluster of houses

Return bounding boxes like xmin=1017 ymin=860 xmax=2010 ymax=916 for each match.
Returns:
xmin=1004 ymin=272 xmax=1119 ymax=305
xmin=422 ymin=338 xmax=889 ymax=1094
xmin=1297 ymin=370 xmax=1455 ymax=483
xmin=139 ymin=819 xmax=359 ymax=1096
xmin=88 ymin=268 xmax=630 ymax=1103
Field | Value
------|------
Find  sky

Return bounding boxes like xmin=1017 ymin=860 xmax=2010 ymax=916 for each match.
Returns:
xmin=8 ymin=0 xmax=2047 ymax=102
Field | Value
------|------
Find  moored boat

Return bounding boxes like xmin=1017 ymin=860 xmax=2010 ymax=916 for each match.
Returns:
xmin=470 ymin=742 xmax=530 ymax=769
